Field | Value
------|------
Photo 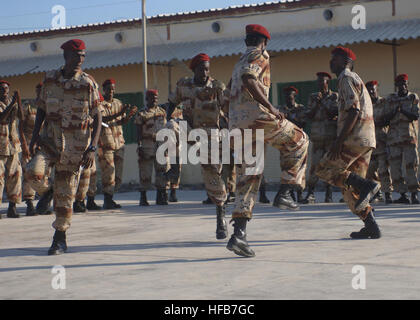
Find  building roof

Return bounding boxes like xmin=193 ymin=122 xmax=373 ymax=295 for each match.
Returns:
xmin=1 ymin=17 xmax=419 ymax=77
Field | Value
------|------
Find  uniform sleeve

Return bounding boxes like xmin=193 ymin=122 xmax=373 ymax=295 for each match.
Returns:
xmin=239 ymin=55 xmax=266 ymax=81
xmin=410 ymin=93 xmax=420 ymax=115
xmin=88 ymin=78 xmax=101 ymax=117
xmin=339 ymin=77 xmax=361 ymax=112
xmin=134 ymin=112 xmax=143 ymax=126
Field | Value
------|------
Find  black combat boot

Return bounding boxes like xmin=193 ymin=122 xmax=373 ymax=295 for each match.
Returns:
xmin=302 ymin=187 xmax=315 ymax=204
xmin=169 ymin=188 xmax=178 ymax=202
xmin=370 ymin=190 xmax=384 ymax=203
xmin=103 ymin=193 xmax=121 ymax=209
xmin=26 ymin=200 xmax=37 ymax=216
xmin=273 ymin=184 xmax=299 ymax=210
xmin=345 ymin=173 xmax=381 ymax=212
xmin=139 ymin=191 xmax=149 ymax=206
xmin=350 ymin=210 xmax=381 ymax=239
xmin=216 ymin=205 xmax=228 ymax=240
xmin=227 ymin=192 xmax=236 ymax=203
xmin=7 ymin=202 xmax=19 ymax=218
xmin=385 ymin=192 xmax=393 ymax=204
xmin=202 ymin=195 xmax=213 ymax=204
xmin=325 ymin=185 xmax=333 ymax=203
xmin=36 ymin=188 xmax=54 ymax=215
xmin=297 ymin=189 xmax=304 ymax=203
xmin=73 ymin=200 xmax=86 ymax=213
xmin=289 ymin=190 xmax=297 ymax=202
xmin=48 ymin=230 xmax=68 ymax=255
xmin=86 ymin=196 xmax=101 ymax=210
xmin=156 ymin=189 xmax=168 ymax=205
xmin=393 ymin=192 xmax=410 ymax=204
xmin=226 ymin=218 xmax=255 ymax=257
xmin=411 ymin=192 xmax=420 ymax=204
xmin=259 ymin=185 xmax=270 ymax=204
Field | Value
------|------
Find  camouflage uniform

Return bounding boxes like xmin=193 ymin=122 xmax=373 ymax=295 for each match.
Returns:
xmin=384 ymin=92 xmax=419 ymax=193
xmin=315 ymin=68 xmax=376 ymax=219
xmin=98 ymin=98 xmax=127 ymax=195
xmin=135 ymin=105 xmax=169 ymax=191
xmin=0 ymin=98 xmax=22 ymax=204
xmin=165 ymin=106 xmax=183 ymax=189
xmin=366 ymin=96 xmax=393 ymax=193
xmin=278 ymin=102 xmax=306 ymax=129
xmin=229 ymin=47 xmax=309 ymax=219
xmin=169 ymin=77 xmax=228 ymax=206
xmin=75 ymin=158 xmax=97 ymax=201
xmin=25 ymin=68 xmax=101 ymax=231
xmin=306 ymin=91 xmax=338 ymax=189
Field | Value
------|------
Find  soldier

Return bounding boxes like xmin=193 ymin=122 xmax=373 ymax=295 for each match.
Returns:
xmin=96 ymin=79 xmax=137 ymax=209
xmin=166 ymin=53 xmax=230 ymax=240
xmin=382 ymin=74 xmax=419 ymax=204
xmin=365 ymin=80 xmax=393 ymax=204
xmin=315 ymin=46 xmax=381 ymax=239
xmin=302 ymin=72 xmax=338 ymax=204
xmin=73 ymin=157 xmax=99 ymax=212
xmin=21 ymin=83 xmax=43 ymax=216
xmin=135 ymin=89 xmax=169 ymax=205
xmin=273 ymin=86 xmax=306 ymax=205
xmin=25 ymin=39 xmax=102 ymax=255
xmin=258 ymin=175 xmax=270 ymax=203
xmin=0 ymin=81 xmax=28 ymax=219
xmin=227 ymin=24 xmax=309 ymax=257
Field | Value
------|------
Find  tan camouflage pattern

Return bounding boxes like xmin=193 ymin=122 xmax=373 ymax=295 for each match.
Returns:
xmin=27 ymin=67 xmax=101 ymax=231
xmin=165 ymin=119 xmax=182 ymax=189
xmin=0 ymin=99 xmax=22 ymax=156
xmin=75 ymin=158 xmax=97 ymax=201
xmin=98 ymin=147 xmax=125 ymax=195
xmin=366 ymin=97 xmax=393 ymax=193
xmin=337 ymin=68 xmax=376 ymax=149
xmin=135 ymin=105 xmax=169 ymax=190
xmin=316 ymin=144 xmax=373 ymax=219
xmin=229 ymin=47 xmax=308 ymax=219
xmin=307 ymin=90 xmax=338 ymax=142
xmin=278 ymin=103 xmax=306 ymax=128
xmin=99 ymin=98 xmax=126 ymax=151
xmin=0 ymin=153 xmax=22 ymax=203
xmin=384 ymin=92 xmax=420 ymax=192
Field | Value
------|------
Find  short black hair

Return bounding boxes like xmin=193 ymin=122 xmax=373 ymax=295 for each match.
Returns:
xmin=245 ymin=34 xmax=267 ymax=47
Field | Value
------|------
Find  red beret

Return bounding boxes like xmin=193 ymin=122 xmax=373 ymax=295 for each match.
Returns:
xmin=0 ymin=80 xmax=10 ymax=86
xmin=146 ymin=89 xmax=158 ymax=96
xmin=246 ymin=24 xmax=271 ymax=40
xmin=283 ymin=86 xmax=298 ymax=94
xmin=366 ymin=80 xmax=378 ymax=87
xmin=331 ymin=46 xmax=356 ymax=61
xmin=395 ymin=74 xmax=408 ymax=82
xmin=60 ymin=39 xmax=86 ymax=51
xmin=36 ymin=82 xmax=43 ymax=89
xmin=102 ymin=79 xmax=116 ymax=87
xmin=189 ymin=53 xmax=210 ymax=70
xmin=316 ymin=72 xmax=332 ymax=79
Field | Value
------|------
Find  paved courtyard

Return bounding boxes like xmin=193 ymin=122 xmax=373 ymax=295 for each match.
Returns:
xmin=1 ymin=190 xmax=420 ymax=300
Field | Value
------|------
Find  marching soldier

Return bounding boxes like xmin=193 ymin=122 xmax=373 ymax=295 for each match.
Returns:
xmin=382 ymin=74 xmax=419 ymax=204
xmin=135 ymin=89 xmax=169 ymax=205
xmin=22 ymin=83 xmax=44 ymax=216
xmin=97 ymin=79 xmax=137 ymax=209
xmin=302 ymin=72 xmax=338 ymax=204
xmin=167 ymin=53 xmax=230 ymax=240
xmin=365 ymin=80 xmax=393 ymax=204
xmin=273 ymin=86 xmax=306 ymax=205
xmin=0 ymin=81 xmax=28 ymax=219
xmin=315 ymin=46 xmax=381 ymax=239
xmin=227 ymin=24 xmax=309 ymax=257
xmin=25 ymin=39 xmax=102 ymax=255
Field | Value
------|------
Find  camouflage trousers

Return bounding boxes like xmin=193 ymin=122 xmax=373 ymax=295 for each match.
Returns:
xmin=75 ymin=158 xmax=97 ymax=201
xmin=232 ymin=118 xmax=309 ymax=219
xmin=221 ymin=152 xmax=236 ymax=193
xmin=138 ymin=141 xmax=169 ymax=191
xmin=315 ymin=144 xmax=373 ymax=220
xmin=0 ymin=153 xmax=22 ymax=203
xmin=98 ymin=147 xmax=125 ymax=195
xmin=25 ymin=150 xmax=80 ymax=231
xmin=366 ymin=146 xmax=393 ymax=193
xmin=307 ymin=139 xmax=335 ymax=189
xmin=166 ymin=119 xmax=182 ymax=189
xmin=389 ymin=143 xmax=420 ymax=193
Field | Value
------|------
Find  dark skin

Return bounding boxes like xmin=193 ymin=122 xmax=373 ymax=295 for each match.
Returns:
xmin=0 ymin=84 xmax=29 ymax=159
xmin=306 ymin=76 xmax=336 ymax=119
xmin=29 ymin=49 xmax=102 ymax=168
xmin=102 ymin=83 xmax=137 ymax=125
xmin=366 ymin=83 xmax=389 ymax=128
xmin=241 ymin=37 xmax=284 ymax=121
xmin=329 ymin=54 xmax=360 ymax=160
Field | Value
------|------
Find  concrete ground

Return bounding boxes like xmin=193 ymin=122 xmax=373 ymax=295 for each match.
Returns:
xmin=0 ymin=190 xmax=420 ymax=300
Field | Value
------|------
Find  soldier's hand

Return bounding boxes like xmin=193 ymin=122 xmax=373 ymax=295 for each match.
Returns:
xmin=128 ymin=106 xmax=138 ymax=118
xmin=81 ymin=150 xmax=95 ymax=168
